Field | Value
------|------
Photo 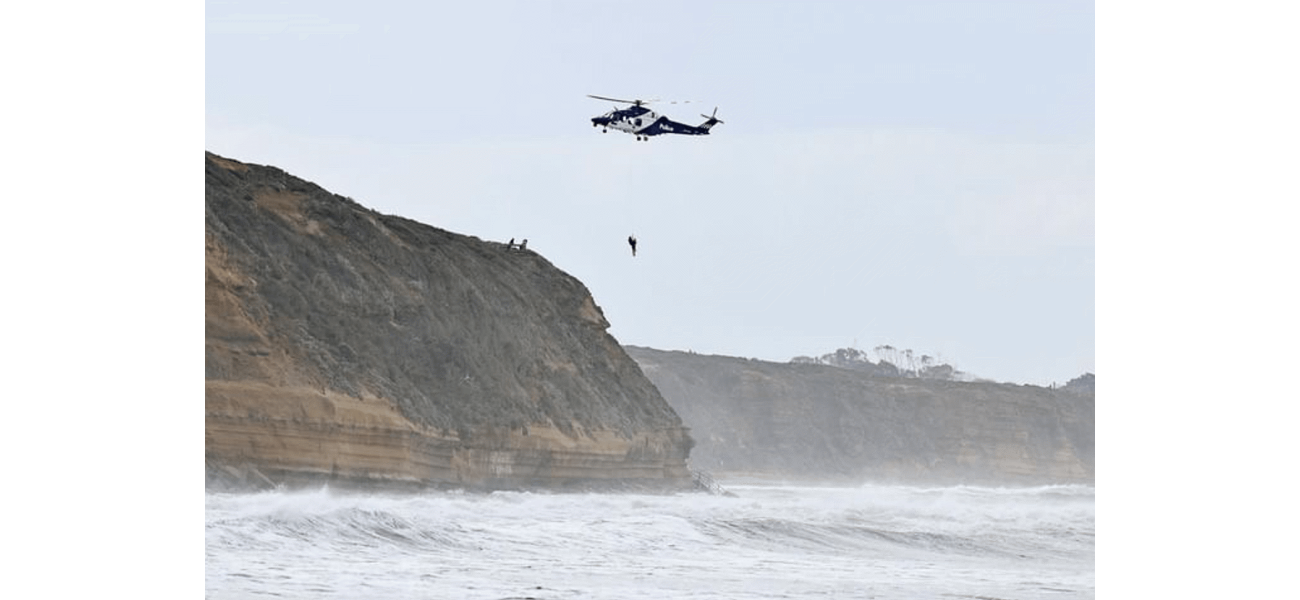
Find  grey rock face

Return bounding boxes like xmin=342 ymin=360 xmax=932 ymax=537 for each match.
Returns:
xmin=627 ymin=346 xmax=1093 ymax=486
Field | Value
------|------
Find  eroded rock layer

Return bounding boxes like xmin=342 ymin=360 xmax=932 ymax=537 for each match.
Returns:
xmin=627 ymin=347 xmax=1093 ymax=486
xmin=205 ymin=152 xmax=693 ymax=491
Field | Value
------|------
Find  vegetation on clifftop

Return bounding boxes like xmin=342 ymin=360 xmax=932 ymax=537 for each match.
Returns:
xmin=790 ymin=346 xmax=972 ymax=381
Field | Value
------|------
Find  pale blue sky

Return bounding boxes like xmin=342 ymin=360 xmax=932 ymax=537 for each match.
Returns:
xmin=206 ymin=0 xmax=1094 ymax=385
xmin=13 ymin=3 xmax=1300 ymax=594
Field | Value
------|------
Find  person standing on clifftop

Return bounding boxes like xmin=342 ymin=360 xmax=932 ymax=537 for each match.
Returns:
xmin=628 ymin=235 xmax=637 ymax=257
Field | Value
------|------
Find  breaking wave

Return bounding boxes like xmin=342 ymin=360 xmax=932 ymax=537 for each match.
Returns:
xmin=207 ymin=483 xmax=1094 ymax=599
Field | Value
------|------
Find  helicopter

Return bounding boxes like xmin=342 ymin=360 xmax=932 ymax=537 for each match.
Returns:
xmin=588 ymin=95 xmax=724 ymax=141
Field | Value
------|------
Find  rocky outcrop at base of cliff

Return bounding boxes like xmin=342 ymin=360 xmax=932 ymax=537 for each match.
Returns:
xmin=205 ymin=152 xmax=694 ymax=492
xmin=626 ymin=346 xmax=1093 ymax=486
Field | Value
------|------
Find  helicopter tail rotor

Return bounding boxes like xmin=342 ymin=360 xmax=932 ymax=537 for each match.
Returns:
xmin=699 ymin=107 xmax=724 ymax=130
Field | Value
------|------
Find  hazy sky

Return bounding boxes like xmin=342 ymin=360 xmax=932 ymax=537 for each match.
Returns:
xmin=14 ymin=4 xmax=1300 ymax=596
xmin=206 ymin=0 xmax=1094 ymax=385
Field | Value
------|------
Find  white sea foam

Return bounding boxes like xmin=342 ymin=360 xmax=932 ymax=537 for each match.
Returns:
xmin=206 ymin=483 xmax=1094 ymax=599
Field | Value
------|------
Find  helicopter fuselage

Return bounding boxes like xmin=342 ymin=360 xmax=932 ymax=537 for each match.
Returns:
xmin=592 ymin=105 xmax=657 ymax=134
xmin=591 ymin=104 xmax=716 ymax=140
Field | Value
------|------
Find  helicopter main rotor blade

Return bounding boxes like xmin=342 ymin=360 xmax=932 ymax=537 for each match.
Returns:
xmin=587 ymin=94 xmax=647 ymax=106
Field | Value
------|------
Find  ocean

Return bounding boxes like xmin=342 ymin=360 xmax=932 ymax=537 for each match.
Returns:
xmin=205 ymin=481 xmax=1094 ymax=599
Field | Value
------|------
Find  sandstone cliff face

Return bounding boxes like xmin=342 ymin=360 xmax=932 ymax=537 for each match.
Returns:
xmin=626 ymin=347 xmax=1093 ymax=486
xmin=205 ymin=152 xmax=693 ymax=491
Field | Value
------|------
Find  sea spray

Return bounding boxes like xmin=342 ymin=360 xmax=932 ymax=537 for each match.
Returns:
xmin=207 ymin=483 xmax=1094 ymax=599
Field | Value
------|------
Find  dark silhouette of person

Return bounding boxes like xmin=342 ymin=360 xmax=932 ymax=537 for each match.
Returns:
xmin=628 ymin=235 xmax=637 ymax=256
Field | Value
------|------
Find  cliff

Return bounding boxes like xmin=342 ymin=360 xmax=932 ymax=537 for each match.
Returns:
xmin=626 ymin=347 xmax=1093 ymax=486
xmin=205 ymin=152 xmax=694 ymax=492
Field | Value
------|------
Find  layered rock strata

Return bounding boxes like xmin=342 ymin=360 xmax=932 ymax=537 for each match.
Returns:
xmin=626 ymin=346 xmax=1093 ymax=486
xmin=205 ymin=152 xmax=693 ymax=491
